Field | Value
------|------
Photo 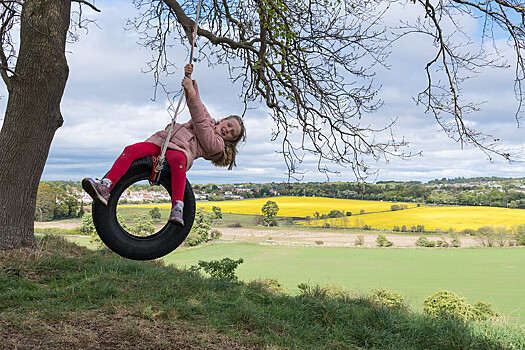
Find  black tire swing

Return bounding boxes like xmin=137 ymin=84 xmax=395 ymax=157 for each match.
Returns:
xmin=91 ymin=156 xmax=196 ymax=260
xmin=91 ymin=0 xmax=204 ymax=260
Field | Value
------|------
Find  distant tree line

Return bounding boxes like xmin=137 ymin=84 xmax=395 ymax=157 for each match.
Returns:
xmin=35 ymin=182 xmax=83 ymax=221
xmin=237 ymin=179 xmax=525 ymax=209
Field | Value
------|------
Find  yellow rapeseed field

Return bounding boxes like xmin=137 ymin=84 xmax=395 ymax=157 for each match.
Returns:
xmin=301 ymin=205 xmax=525 ymax=231
xmin=123 ymin=196 xmax=414 ymax=217
xmin=120 ymin=196 xmax=525 ymax=231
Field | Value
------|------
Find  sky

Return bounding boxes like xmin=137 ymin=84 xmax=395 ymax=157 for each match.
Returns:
xmin=2 ymin=1 xmax=525 ymax=185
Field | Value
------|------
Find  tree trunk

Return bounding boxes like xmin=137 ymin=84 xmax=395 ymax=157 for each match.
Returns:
xmin=0 ymin=0 xmax=71 ymax=249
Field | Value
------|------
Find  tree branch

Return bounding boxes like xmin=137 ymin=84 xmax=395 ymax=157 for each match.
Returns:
xmin=71 ymin=0 xmax=101 ymax=13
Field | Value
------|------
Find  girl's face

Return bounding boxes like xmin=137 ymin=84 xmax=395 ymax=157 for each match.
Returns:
xmin=215 ymin=118 xmax=241 ymax=141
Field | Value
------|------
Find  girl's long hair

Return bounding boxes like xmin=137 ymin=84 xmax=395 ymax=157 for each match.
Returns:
xmin=212 ymin=115 xmax=246 ymax=170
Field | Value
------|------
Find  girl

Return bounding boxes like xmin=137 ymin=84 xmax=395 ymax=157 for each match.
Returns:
xmin=82 ymin=64 xmax=246 ymax=226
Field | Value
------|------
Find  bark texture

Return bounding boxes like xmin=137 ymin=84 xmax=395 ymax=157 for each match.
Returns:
xmin=0 ymin=0 xmax=71 ymax=249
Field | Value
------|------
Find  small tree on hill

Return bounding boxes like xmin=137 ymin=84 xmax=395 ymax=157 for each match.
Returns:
xmin=149 ymin=207 xmax=161 ymax=222
xmin=212 ymin=206 xmax=222 ymax=221
xmin=262 ymin=200 xmax=279 ymax=226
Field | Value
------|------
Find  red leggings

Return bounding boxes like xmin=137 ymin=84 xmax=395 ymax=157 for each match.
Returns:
xmin=105 ymin=142 xmax=187 ymax=203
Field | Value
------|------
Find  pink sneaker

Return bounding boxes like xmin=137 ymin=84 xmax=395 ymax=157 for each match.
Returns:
xmin=168 ymin=201 xmax=184 ymax=226
xmin=82 ymin=178 xmax=110 ymax=206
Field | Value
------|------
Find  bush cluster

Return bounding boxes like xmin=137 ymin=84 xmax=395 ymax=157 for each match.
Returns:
xmin=354 ymin=235 xmax=365 ymax=246
xmin=191 ymin=257 xmax=244 ymax=280
xmin=415 ymin=236 xmax=435 ymax=248
xmin=376 ymin=235 xmax=393 ymax=247
xmin=249 ymin=278 xmax=287 ymax=296
xmin=370 ymin=288 xmax=406 ymax=309
xmin=297 ymin=283 xmax=348 ymax=300
xmin=186 ymin=208 xmax=219 ymax=246
xmin=423 ymin=290 xmax=500 ymax=323
xmin=390 ymin=204 xmax=408 ymax=211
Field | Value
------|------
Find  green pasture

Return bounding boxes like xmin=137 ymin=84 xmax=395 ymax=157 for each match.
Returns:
xmin=164 ymin=243 xmax=525 ymax=323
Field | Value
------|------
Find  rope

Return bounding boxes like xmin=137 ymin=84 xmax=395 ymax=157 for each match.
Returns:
xmin=150 ymin=0 xmax=203 ymax=185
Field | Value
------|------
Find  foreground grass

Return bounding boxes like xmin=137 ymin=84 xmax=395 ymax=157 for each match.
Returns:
xmin=1 ymin=236 xmax=524 ymax=349
xmin=166 ymin=244 xmax=525 ymax=321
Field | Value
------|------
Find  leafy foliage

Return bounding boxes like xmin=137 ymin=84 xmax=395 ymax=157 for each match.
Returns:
xmin=261 ymin=200 xmax=279 ymax=226
xmin=370 ymin=288 xmax=406 ymax=309
xmin=149 ymin=207 xmax=161 ymax=222
xmin=192 ymin=257 xmax=244 ymax=280
xmin=423 ymin=290 xmax=500 ymax=323
xmin=297 ymin=283 xmax=348 ymax=300
xmin=186 ymin=208 xmax=215 ymax=246
xmin=354 ymin=235 xmax=365 ymax=246
xmin=35 ymin=182 xmax=80 ymax=221
xmin=415 ymin=236 xmax=436 ymax=248
xmin=212 ymin=206 xmax=222 ymax=220
xmin=376 ymin=234 xmax=393 ymax=247
xmin=130 ymin=215 xmax=155 ymax=237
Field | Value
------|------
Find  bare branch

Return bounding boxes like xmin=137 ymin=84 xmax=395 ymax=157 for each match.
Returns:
xmin=71 ymin=0 xmax=101 ymax=12
xmin=131 ymin=0 xmax=525 ymax=178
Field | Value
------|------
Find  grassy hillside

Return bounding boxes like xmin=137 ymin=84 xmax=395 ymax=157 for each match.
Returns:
xmin=1 ymin=235 xmax=523 ymax=349
xmin=165 ymin=243 xmax=525 ymax=322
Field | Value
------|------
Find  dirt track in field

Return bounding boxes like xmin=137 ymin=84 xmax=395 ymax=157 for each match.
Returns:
xmin=214 ymin=227 xmax=480 ymax=248
xmin=35 ymin=221 xmax=481 ymax=248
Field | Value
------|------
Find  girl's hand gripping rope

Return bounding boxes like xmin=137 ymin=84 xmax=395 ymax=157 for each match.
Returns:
xmin=182 ymin=64 xmax=197 ymax=99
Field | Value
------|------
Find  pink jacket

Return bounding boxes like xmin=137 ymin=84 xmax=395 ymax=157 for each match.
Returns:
xmin=145 ymin=80 xmax=225 ymax=171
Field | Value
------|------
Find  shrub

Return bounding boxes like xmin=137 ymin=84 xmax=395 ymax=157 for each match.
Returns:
xmin=212 ymin=206 xmax=222 ymax=220
xmin=227 ymin=222 xmax=242 ymax=228
xmin=415 ymin=236 xmax=435 ymax=248
xmin=345 ymin=211 xmax=352 ymax=216
xmin=461 ymin=228 xmax=476 ymax=236
xmin=249 ymin=278 xmax=287 ymax=296
xmin=423 ymin=290 xmax=474 ymax=323
xmin=423 ymin=290 xmax=500 ymax=323
xmin=370 ymin=288 xmax=406 ymax=308
xmin=359 ymin=209 xmax=366 ymax=214
xmin=192 ymin=258 xmax=244 ymax=280
xmin=515 ymin=224 xmax=525 ymax=246
xmin=315 ymin=240 xmax=324 ymax=245
xmin=130 ymin=215 xmax=155 ymax=237
xmin=149 ymin=207 xmax=161 ymax=222
xmin=449 ymin=232 xmax=461 ymax=247
xmin=321 ymin=284 xmax=348 ymax=300
xmin=436 ymin=239 xmax=449 ymax=247
xmin=363 ymin=224 xmax=372 ymax=230
xmin=79 ymin=212 xmax=95 ymax=235
xmin=354 ymin=235 xmax=365 ymax=246
xmin=393 ymin=226 xmax=400 ymax=232
xmin=254 ymin=215 xmax=264 ymax=225
xmin=472 ymin=300 xmax=500 ymax=321
xmin=327 ymin=209 xmax=344 ymax=218
xmin=401 ymin=225 xmax=407 ymax=232
xmin=209 ymin=229 xmax=222 ymax=240
xmin=376 ymin=235 xmax=393 ymax=247
xmin=297 ymin=283 xmax=348 ymax=300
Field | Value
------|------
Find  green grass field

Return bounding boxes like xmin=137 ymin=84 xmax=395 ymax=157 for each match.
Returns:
xmin=164 ymin=243 xmax=525 ymax=323
xmin=5 ymin=236 xmax=523 ymax=349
